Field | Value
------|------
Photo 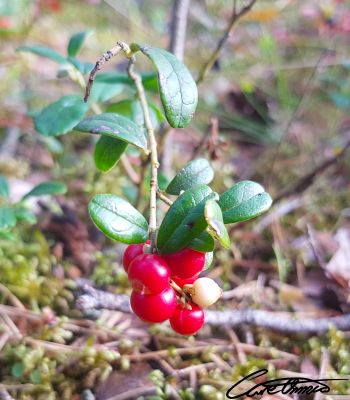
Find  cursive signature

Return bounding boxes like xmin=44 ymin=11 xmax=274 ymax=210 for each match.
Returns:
xmin=226 ymin=369 xmax=347 ymax=399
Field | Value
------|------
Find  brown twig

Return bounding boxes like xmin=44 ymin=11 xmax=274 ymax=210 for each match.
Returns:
xmin=273 ymin=139 xmax=350 ymax=203
xmin=84 ymin=42 xmax=124 ymax=102
xmin=197 ymin=0 xmax=258 ymax=84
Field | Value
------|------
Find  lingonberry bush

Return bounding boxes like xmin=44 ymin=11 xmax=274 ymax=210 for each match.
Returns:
xmin=18 ymin=35 xmax=272 ymax=335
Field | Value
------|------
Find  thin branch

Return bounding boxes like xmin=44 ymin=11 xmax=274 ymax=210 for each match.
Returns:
xmin=204 ymin=309 xmax=350 ymax=334
xmin=120 ymin=156 xmax=140 ymax=185
xmin=197 ymin=0 xmax=258 ymax=84
xmin=273 ymin=139 xmax=350 ymax=203
xmin=127 ymin=56 xmax=159 ymax=251
xmin=74 ymin=48 xmax=140 ymax=186
xmin=84 ymin=42 xmax=124 ymax=102
xmin=75 ymin=285 xmax=350 ymax=334
xmin=156 ymin=190 xmax=173 ymax=206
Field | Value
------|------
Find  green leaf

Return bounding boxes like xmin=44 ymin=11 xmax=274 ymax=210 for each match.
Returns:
xmin=157 ymin=185 xmax=215 ymax=254
xmin=166 ymin=158 xmax=214 ymax=195
xmin=132 ymin=44 xmax=198 ymax=128
xmin=68 ymin=57 xmax=94 ymax=74
xmin=95 ymin=72 xmax=158 ymax=92
xmin=30 ymin=369 xmax=41 ymax=384
xmin=188 ymin=231 xmax=215 ymax=252
xmin=204 ymin=199 xmax=230 ymax=249
xmin=75 ymin=113 xmax=147 ymax=150
xmin=218 ymin=180 xmax=272 ymax=224
xmin=0 ymin=175 xmax=9 ymax=197
xmin=67 ymin=30 xmax=93 ymax=57
xmin=0 ymin=207 xmax=16 ymax=229
xmin=107 ymin=99 xmax=163 ymax=130
xmin=34 ymin=95 xmax=88 ymax=137
xmin=94 ymin=136 xmax=128 ymax=173
xmin=89 ymin=81 xmax=124 ymax=103
xmin=13 ymin=208 xmax=37 ymax=224
xmin=22 ymin=181 xmax=67 ymax=200
xmin=203 ymin=251 xmax=214 ymax=270
xmin=17 ymin=44 xmax=67 ymax=64
xmin=11 ymin=362 xmax=24 ymax=378
xmin=89 ymin=194 xmax=148 ymax=244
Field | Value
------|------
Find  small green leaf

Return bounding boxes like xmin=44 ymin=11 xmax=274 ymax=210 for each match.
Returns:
xmin=11 ymin=362 xmax=24 ymax=378
xmin=67 ymin=30 xmax=93 ymax=57
xmin=30 ymin=369 xmax=41 ymax=384
xmin=34 ymin=95 xmax=88 ymax=137
xmin=157 ymin=185 xmax=214 ymax=254
xmin=218 ymin=180 xmax=272 ymax=224
xmin=132 ymin=44 xmax=198 ymax=128
xmin=166 ymin=158 xmax=214 ymax=195
xmin=17 ymin=44 xmax=67 ymax=64
xmin=89 ymin=194 xmax=149 ymax=244
xmin=75 ymin=113 xmax=147 ymax=149
xmin=13 ymin=208 xmax=37 ymax=224
xmin=204 ymin=199 xmax=230 ymax=249
xmin=0 ymin=207 xmax=16 ymax=229
xmin=203 ymin=251 xmax=214 ymax=270
xmin=22 ymin=181 xmax=67 ymax=200
xmin=0 ymin=175 xmax=9 ymax=197
xmin=94 ymin=136 xmax=128 ymax=173
xmin=188 ymin=231 xmax=215 ymax=252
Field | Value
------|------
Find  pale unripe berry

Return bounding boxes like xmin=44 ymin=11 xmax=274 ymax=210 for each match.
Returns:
xmin=189 ymin=277 xmax=222 ymax=308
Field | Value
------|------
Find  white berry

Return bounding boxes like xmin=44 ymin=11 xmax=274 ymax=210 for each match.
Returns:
xmin=190 ymin=277 xmax=222 ymax=308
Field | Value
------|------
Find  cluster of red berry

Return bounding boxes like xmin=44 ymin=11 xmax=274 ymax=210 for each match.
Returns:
xmin=122 ymin=244 xmax=222 ymax=335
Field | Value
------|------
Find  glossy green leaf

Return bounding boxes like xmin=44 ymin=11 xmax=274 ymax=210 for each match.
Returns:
xmin=34 ymin=95 xmax=88 ymax=137
xmin=22 ymin=181 xmax=67 ymax=200
xmin=94 ymin=136 xmax=128 ymax=173
xmin=166 ymin=158 xmax=214 ymax=195
xmin=89 ymin=194 xmax=148 ymax=244
xmin=107 ymin=99 xmax=163 ymax=130
xmin=157 ymin=185 xmax=215 ymax=254
xmin=204 ymin=199 xmax=230 ymax=249
xmin=218 ymin=180 xmax=272 ymax=223
xmin=74 ymin=113 xmax=147 ymax=149
xmin=188 ymin=231 xmax=215 ymax=252
xmin=67 ymin=30 xmax=93 ymax=57
xmin=132 ymin=44 xmax=198 ymax=128
xmin=0 ymin=175 xmax=9 ymax=197
xmin=17 ymin=44 xmax=67 ymax=64
xmin=0 ymin=207 xmax=16 ymax=229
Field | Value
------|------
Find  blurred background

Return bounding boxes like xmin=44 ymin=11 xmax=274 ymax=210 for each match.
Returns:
xmin=1 ymin=0 xmax=350 ymax=399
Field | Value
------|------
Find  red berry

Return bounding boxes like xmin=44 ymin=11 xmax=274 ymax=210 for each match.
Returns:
xmin=172 ymin=274 xmax=198 ymax=288
xmin=163 ymin=248 xmax=205 ymax=279
xmin=170 ymin=303 xmax=204 ymax=335
xmin=130 ymin=286 xmax=177 ymax=323
xmin=128 ymin=254 xmax=171 ymax=294
xmin=122 ymin=241 xmax=149 ymax=273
